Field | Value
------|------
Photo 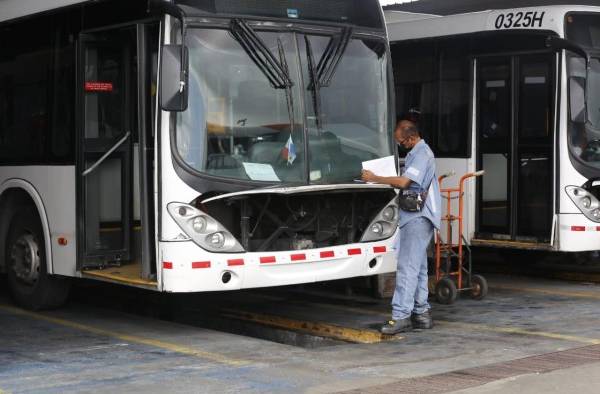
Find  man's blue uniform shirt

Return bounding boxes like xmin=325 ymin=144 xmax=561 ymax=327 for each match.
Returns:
xmin=399 ymin=140 xmax=441 ymax=230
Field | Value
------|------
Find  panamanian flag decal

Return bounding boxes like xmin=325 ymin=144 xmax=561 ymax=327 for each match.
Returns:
xmin=282 ymin=134 xmax=297 ymax=165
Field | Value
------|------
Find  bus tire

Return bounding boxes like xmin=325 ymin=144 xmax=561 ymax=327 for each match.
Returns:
xmin=5 ymin=209 xmax=70 ymax=310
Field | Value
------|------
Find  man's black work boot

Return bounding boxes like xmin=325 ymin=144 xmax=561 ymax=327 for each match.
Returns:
xmin=411 ymin=310 xmax=433 ymax=329
xmin=381 ymin=317 xmax=412 ymax=335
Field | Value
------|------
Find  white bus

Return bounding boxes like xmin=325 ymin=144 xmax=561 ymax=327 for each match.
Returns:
xmin=386 ymin=5 xmax=600 ymax=255
xmin=0 ymin=0 xmax=398 ymax=309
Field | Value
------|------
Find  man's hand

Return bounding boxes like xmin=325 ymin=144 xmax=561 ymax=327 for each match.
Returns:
xmin=361 ymin=169 xmax=378 ymax=183
xmin=362 ymin=169 xmax=412 ymax=189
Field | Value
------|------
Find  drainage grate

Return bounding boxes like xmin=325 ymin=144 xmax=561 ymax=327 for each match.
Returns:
xmin=341 ymin=344 xmax=600 ymax=393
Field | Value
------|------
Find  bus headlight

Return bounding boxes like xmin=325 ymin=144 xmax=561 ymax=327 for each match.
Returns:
xmin=382 ymin=206 xmax=397 ymax=221
xmin=566 ymin=186 xmax=600 ymax=223
xmin=167 ymin=202 xmax=244 ymax=252
xmin=371 ymin=222 xmax=384 ymax=234
xmin=582 ymin=196 xmax=592 ymax=209
xmin=192 ymin=216 xmax=208 ymax=233
xmin=207 ymin=232 xmax=226 ymax=248
xmin=360 ymin=197 xmax=399 ymax=242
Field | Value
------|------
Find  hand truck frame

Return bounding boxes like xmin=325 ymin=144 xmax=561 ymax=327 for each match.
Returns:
xmin=433 ymin=170 xmax=488 ymax=304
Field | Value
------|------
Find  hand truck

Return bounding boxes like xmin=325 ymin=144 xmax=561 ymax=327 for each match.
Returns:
xmin=433 ymin=170 xmax=488 ymax=304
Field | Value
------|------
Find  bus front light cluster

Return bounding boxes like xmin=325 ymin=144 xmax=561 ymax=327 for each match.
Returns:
xmin=566 ymin=186 xmax=600 ymax=223
xmin=360 ymin=197 xmax=399 ymax=242
xmin=167 ymin=202 xmax=244 ymax=252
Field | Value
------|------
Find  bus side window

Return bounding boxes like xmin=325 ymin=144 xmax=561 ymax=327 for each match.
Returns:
xmin=391 ymin=38 xmax=470 ymax=158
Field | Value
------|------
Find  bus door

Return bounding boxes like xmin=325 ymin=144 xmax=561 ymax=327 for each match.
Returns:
xmin=476 ymin=54 xmax=554 ymax=242
xmin=77 ymin=28 xmax=137 ymax=268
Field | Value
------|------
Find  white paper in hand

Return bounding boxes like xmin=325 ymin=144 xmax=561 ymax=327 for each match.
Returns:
xmin=362 ymin=155 xmax=397 ymax=178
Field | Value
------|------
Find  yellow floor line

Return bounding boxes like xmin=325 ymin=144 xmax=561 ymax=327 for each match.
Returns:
xmin=292 ymin=302 xmax=600 ymax=345
xmin=222 ymin=308 xmax=399 ymax=344
xmin=492 ymin=285 xmax=600 ymax=300
xmin=0 ymin=304 xmax=248 ymax=366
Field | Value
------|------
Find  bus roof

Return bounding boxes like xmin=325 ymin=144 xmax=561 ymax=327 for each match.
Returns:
xmin=385 ymin=0 xmax=600 ymax=16
xmin=387 ymin=4 xmax=600 ymax=41
xmin=0 ymin=0 xmax=88 ymax=23
xmin=383 ymin=11 xmax=438 ymax=24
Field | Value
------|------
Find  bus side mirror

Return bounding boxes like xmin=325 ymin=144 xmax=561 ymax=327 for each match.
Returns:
xmin=569 ymin=76 xmax=586 ymax=124
xmin=160 ymin=44 xmax=189 ymax=112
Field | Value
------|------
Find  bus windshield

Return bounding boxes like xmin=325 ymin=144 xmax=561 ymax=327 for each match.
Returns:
xmin=566 ymin=13 xmax=600 ymax=167
xmin=175 ymin=27 xmax=392 ymax=184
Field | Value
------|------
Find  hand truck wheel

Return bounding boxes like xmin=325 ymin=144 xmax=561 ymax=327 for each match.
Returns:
xmin=435 ymin=277 xmax=457 ymax=305
xmin=469 ymin=274 xmax=488 ymax=300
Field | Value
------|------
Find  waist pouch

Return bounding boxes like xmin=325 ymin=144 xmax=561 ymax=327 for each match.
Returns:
xmin=398 ymin=190 xmax=428 ymax=212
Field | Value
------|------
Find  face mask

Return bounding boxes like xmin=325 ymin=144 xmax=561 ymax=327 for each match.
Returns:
xmin=397 ymin=144 xmax=410 ymax=155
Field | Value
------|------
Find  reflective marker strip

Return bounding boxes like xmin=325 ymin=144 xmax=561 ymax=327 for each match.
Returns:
xmin=192 ymin=261 xmax=211 ymax=269
xmin=348 ymin=248 xmax=362 ymax=256
xmin=227 ymin=259 xmax=244 ymax=267
xmin=163 ymin=262 xmax=173 ymax=269
xmin=571 ymin=226 xmax=586 ymax=232
xmin=373 ymin=246 xmax=387 ymax=253
xmin=291 ymin=253 xmax=306 ymax=261
xmin=260 ymin=256 xmax=276 ymax=264
xmin=320 ymin=251 xmax=335 ymax=258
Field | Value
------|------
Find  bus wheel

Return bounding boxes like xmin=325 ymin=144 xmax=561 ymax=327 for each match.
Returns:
xmin=435 ymin=277 xmax=457 ymax=305
xmin=5 ymin=210 xmax=70 ymax=310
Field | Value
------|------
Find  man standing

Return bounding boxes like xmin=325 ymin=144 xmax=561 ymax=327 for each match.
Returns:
xmin=362 ymin=120 xmax=441 ymax=334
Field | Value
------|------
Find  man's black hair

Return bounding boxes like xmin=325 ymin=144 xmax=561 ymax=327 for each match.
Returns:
xmin=397 ymin=119 xmax=420 ymax=138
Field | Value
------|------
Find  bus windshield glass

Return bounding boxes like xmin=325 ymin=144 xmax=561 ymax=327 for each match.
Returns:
xmin=175 ymin=27 xmax=392 ymax=184
xmin=301 ymin=35 xmax=392 ymax=183
xmin=566 ymin=13 xmax=600 ymax=167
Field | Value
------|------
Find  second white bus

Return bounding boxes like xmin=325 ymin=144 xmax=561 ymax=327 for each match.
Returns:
xmin=387 ymin=5 xmax=600 ymax=255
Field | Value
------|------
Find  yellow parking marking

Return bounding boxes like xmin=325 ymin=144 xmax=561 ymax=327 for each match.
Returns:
xmin=292 ymin=302 xmax=600 ymax=345
xmin=222 ymin=309 xmax=399 ymax=344
xmin=492 ymin=284 xmax=600 ymax=300
xmin=0 ymin=303 xmax=248 ymax=366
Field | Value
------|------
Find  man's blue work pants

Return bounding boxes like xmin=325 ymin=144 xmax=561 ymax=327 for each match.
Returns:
xmin=392 ymin=217 xmax=433 ymax=320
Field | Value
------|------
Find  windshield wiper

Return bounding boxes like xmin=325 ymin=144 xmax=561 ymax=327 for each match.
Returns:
xmin=315 ymin=27 xmax=353 ymax=88
xmin=277 ymin=38 xmax=297 ymax=139
xmin=230 ymin=18 xmax=293 ymax=89
xmin=305 ymin=36 xmax=323 ymax=132
xmin=305 ymin=27 xmax=352 ymax=132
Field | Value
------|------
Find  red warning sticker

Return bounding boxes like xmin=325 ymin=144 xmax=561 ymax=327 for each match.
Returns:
xmin=85 ymin=82 xmax=113 ymax=92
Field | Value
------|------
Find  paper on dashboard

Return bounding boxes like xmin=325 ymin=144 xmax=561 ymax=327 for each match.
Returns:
xmin=361 ymin=155 xmax=397 ymax=178
xmin=242 ymin=162 xmax=281 ymax=182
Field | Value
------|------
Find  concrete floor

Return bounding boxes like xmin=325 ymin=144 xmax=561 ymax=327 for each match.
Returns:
xmin=452 ymin=362 xmax=600 ymax=394
xmin=1 ymin=274 xmax=600 ymax=393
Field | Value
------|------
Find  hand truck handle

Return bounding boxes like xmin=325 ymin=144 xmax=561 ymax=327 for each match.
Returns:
xmin=459 ymin=170 xmax=485 ymax=189
xmin=438 ymin=170 xmax=456 ymax=187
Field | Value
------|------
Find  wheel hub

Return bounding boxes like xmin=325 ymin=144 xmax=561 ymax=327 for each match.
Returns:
xmin=10 ymin=233 xmax=41 ymax=285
